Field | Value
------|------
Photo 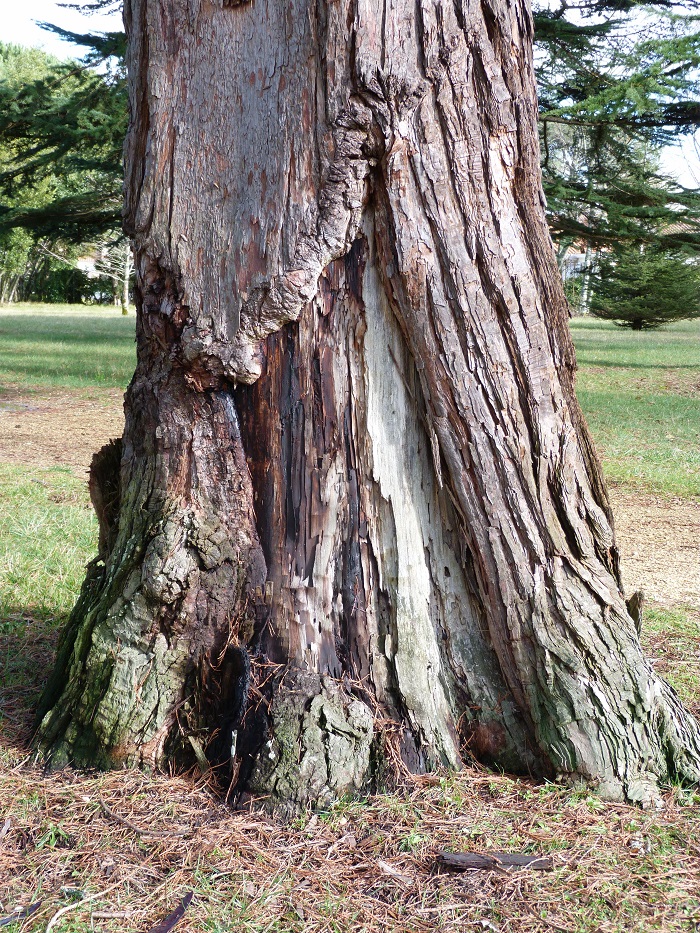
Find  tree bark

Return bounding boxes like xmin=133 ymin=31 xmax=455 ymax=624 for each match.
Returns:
xmin=36 ymin=0 xmax=700 ymax=807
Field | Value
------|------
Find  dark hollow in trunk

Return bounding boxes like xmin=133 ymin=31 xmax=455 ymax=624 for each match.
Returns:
xmin=35 ymin=0 xmax=700 ymax=809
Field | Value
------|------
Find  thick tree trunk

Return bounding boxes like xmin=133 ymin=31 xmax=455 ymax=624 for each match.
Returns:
xmin=36 ymin=0 xmax=700 ymax=807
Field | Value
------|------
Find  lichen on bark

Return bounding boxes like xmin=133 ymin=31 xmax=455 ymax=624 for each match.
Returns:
xmin=247 ymin=671 xmax=374 ymax=815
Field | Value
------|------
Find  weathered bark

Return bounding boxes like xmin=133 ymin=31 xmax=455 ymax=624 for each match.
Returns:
xmin=36 ymin=0 xmax=700 ymax=806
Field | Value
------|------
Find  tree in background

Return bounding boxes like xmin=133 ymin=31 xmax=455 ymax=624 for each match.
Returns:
xmin=535 ymin=0 xmax=700 ymax=311
xmin=536 ymin=0 xmax=700 ymax=241
xmin=0 ymin=36 xmax=127 ymax=303
xmin=590 ymin=247 xmax=700 ymax=328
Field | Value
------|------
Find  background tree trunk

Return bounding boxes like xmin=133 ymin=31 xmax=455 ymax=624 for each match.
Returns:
xmin=36 ymin=0 xmax=700 ymax=807
xmin=121 ymin=240 xmax=132 ymax=315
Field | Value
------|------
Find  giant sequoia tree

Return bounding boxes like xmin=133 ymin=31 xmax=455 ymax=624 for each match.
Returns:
xmin=35 ymin=0 xmax=700 ymax=808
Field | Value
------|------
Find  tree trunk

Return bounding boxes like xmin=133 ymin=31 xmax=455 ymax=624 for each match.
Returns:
xmin=121 ymin=240 xmax=132 ymax=315
xmin=36 ymin=0 xmax=700 ymax=808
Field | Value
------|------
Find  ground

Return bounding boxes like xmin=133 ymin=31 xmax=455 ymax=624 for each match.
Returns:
xmin=612 ymin=489 xmax=699 ymax=610
xmin=0 ymin=386 xmax=124 ymax=473
xmin=0 ymin=306 xmax=699 ymax=932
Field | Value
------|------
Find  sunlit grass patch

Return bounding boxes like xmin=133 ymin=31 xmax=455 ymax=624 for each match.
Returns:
xmin=0 ymin=303 xmax=136 ymax=391
xmin=0 ymin=463 xmax=96 ymax=628
xmin=0 ymin=463 xmax=98 ymax=744
xmin=570 ymin=317 xmax=700 ymax=499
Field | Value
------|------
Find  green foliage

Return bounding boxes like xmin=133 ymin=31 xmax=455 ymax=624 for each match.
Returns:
xmin=0 ymin=37 xmax=126 ymax=304
xmin=0 ymin=41 xmax=125 ymax=240
xmin=590 ymin=248 xmax=700 ymax=329
xmin=1 ymin=2 xmax=700 ymax=308
xmin=0 ymin=226 xmax=32 ymax=302
xmin=534 ymin=1 xmax=700 ymax=253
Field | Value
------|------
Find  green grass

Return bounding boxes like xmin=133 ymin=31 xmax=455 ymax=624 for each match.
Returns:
xmin=570 ymin=316 xmax=700 ymax=498
xmin=0 ymin=463 xmax=98 ymax=737
xmin=0 ymin=463 xmax=96 ymax=630
xmin=0 ymin=303 xmax=136 ymax=390
xmin=642 ymin=605 xmax=700 ymax=715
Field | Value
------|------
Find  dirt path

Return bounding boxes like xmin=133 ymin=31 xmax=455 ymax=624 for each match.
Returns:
xmin=1 ymin=387 xmax=698 ymax=609
xmin=0 ymin=386 xmax=124 ymax=476
xmin=610 ymin=489 xmax=700 ymax=609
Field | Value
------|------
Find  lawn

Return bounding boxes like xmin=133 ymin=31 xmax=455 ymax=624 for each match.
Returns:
xmin=0 ymin=464 xmax=96 ymax=629
xmin=0 ymin=306 xmax=699 ymax=933
xmin=571 ymin=316 xmax=700 ymax=498
xmin=0 ymin=302 xmax=136 ymax=390
xmin=0 ymin=303 xmax=133 ymax=634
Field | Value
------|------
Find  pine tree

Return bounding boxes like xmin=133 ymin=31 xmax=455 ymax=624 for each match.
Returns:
xmin=590 ymin=247 xmax=700 ymax=328
xmin=4 ymin=2 xmax=700 ymax=266
xmin=535 ymin=0 xmax=700 ymax=256
xmin=0 ymin=37 xmax=126 ymax=241
xmin=0 ymin=37 xmax=127 ymax=301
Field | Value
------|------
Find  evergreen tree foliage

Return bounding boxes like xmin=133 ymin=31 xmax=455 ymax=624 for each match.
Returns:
xmin=0 ymin=39 xmax=127 ymax=302
xmin=0 ymin=39 xmax=126 ymax=240
xmin=590 ymin=246 xmax=700 ymax=327
xmin=534 ymin=0 xmax=700 ymax=254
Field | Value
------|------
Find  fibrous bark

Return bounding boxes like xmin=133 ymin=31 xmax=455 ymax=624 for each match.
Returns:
xmin=36 ymin=0 xmax=700 ymax=807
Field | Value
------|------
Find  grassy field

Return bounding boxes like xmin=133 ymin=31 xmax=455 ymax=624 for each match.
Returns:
xmin=0 ymin=304 xmax=134 ymax=635
xmin=0 ymin=306 xmax=699 ymax=933
xmin=571 ymin=316 xmax=700 ymax=498
xmin=0 ymin=306 xmax=696 ymax=492
xmin=0 ymin=465 xmax=95 ymax=631
xmin=0 ymin=303 xmax=136 ymax=390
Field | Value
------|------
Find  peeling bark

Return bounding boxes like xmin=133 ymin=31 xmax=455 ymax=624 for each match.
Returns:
xmin=36 ymin=0 xmax=700 ymax=806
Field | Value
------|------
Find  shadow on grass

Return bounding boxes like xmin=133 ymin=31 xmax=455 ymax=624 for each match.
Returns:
xmin=576 ymin=356 xmax=699 ymax=371
xmin=0 ymin=356 xmax=134 ymax=388
xmin=0 ymin=611 xmax=61 ymax=754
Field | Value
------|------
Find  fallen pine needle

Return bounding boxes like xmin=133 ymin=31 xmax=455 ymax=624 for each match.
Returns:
xmin=45 ymin=880 xmax=123 ymax=933
xmin=100 ymin=799 xmax=190 ymax=838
